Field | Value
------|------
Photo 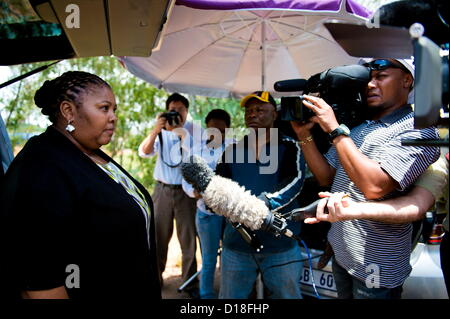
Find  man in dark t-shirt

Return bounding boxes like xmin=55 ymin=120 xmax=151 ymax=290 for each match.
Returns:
xmin=216 ymin=91 xmax=306 ymax=299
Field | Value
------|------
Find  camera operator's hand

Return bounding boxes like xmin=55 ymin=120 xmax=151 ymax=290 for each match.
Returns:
xmin=290 ymin=121 xmax=315 ymax=141
xmin=302 ymin=95 xmax=339 ymax=134
xmin=152 ymin=113 xmax=167 ymax=135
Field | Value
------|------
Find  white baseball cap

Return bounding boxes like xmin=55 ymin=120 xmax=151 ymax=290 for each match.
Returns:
xmin=359 ymin=57 xmax=415 ymax=104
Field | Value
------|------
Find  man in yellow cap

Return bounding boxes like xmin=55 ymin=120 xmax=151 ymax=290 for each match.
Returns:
xmin=215 ymin=91 xmax=306 ymax=299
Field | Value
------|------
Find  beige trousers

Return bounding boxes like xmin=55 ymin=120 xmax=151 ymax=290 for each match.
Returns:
xmin=152 ymin=182 xmax=198 ymax=288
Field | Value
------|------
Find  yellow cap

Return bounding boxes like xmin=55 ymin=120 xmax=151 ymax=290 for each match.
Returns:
xmin=240 ymin=91 xmax=276 ymax=108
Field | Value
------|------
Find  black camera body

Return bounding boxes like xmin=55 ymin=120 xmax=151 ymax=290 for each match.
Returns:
xmin=279 ymin=96 xmax=312 ymax=122
xmin=161 ymin=110 xmax=181 ymax=126
xmin=277 ymin=64 xmax=371 ymax=129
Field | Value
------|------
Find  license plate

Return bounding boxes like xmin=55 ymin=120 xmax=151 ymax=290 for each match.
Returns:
xmin=300 ymin=268 xmax=337 ymax=291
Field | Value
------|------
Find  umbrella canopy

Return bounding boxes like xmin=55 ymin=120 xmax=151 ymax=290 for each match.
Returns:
xmin=120 ymin=0 xmax=372 ymax=98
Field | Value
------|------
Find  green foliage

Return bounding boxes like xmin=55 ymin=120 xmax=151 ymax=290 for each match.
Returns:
xmin=190 ymin=95 xmax=247 ymax=140
xmin=0 ymin=56 xmax=246 ymax=192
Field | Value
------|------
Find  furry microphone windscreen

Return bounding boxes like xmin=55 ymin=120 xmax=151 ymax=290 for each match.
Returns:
xmin=181 ymin=155 xmax=270 ymax=230
xmin=181 ymin=155 xmax=214 ymax=193
xmin=203 ymin=175 xmax=269 ymax=230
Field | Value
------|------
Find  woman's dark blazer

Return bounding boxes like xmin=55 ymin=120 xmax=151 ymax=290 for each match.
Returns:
xmin=0 ymin=126 xmax=161 ymax=300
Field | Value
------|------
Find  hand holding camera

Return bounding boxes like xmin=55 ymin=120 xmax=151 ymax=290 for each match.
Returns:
xmin=277 ymin=65 xmax=370 ymax=139
xmin=152 ymin=114 xmax=168 ymax=135
xmin=161 ymin=111 xmax=182 ymax=128
xmin=301 ymin=95 xmax=340 ymax=134
xmin=289 ymin=95 xmax=340 ymax=144
xmin=152 ymin=111 xmax=182 ymax=136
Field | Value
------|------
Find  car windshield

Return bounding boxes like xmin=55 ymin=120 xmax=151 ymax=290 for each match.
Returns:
xmin=0 ymin=1 xmax=73 ymax=65
xmin=1 ymin=0 xmax=40 ymax=23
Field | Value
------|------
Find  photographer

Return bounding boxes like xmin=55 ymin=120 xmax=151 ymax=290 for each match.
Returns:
xmin=138 ymin=93 xmax=201 ymax=298
xmin=290 ymin=58 xmax=440 ymax=299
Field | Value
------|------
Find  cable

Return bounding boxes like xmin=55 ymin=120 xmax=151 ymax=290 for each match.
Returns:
xmin=298 ymin=237 xmax=321 ymax=299
xmin=263 ymin=254 xmax=323 ymax=271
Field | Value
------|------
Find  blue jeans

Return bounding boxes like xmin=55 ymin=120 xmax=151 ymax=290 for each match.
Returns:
xmin=219 ymin=245 xmax=303 ymax=299
xmin=332 ymin=259 xmax=403 ymax=299
xmin=196 ymin=210 xmax=224 ymax=299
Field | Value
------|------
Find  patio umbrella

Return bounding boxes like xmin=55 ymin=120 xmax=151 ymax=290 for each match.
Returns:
xmin=119 ymin=0 xmax=372 ymax=98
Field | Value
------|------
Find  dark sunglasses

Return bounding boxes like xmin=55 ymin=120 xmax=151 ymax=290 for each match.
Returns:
xmin=363 ymin=59 xmax=409 ymax=72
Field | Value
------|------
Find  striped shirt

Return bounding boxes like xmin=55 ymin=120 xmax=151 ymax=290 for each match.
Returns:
xmin=324 ymin=105 xmax=440 ymax=288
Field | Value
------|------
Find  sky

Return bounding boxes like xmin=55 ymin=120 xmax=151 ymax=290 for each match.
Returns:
xmin=0 ymin=66 xmax=12 ymax=83
xmin=0 ymin=66 xmax=14 ymax=118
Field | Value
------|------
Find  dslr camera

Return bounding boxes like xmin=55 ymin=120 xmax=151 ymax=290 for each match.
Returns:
xmin=275 ymin=64 xmax=371 ymax=129
xmin=161 ymin=110 xmax=181 ymax=126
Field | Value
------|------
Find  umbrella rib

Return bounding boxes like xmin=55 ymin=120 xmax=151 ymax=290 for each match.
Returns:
xmin=163 ymin=11 xmax=258 ymax=38
xmin=271 ymin=20 xmax=338 ymax=44
xmin=230 ymin=31 xmax=255 ymax=94
xmin=266 ymin=22 xmax=304 ymax=78
xmin=160 ymin=21 xmax=259 ymax=86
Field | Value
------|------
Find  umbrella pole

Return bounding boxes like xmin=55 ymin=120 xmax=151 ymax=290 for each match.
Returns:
xmin=261 ymin=19 xmax=266 ymax=92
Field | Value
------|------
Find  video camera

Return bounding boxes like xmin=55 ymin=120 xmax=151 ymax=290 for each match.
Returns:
xmin=275 ymin=64 xmax=370 ymax=130
xmin=161 ymin=110 xmax=181 ymax=126
xmin=324 ymin=0 xmax=448 ymax=147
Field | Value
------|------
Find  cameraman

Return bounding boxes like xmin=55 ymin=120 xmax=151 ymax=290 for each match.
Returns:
xmin=290 ymin=58 xmax=440 ymax=299
xmin=138 ymin=93 xmax=201 ymax=298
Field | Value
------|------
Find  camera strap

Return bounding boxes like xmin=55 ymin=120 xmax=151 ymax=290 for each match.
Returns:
xmin=158 ymin=131 xmax=183 ymax=168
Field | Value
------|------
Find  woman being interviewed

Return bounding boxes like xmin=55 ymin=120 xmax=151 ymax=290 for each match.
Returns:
xmin=0 ymin=71 xmax=160 ymax=300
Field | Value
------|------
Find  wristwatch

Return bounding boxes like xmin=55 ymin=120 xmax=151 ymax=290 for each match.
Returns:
xmin=328 ymin=124 xmax=350 ymax=142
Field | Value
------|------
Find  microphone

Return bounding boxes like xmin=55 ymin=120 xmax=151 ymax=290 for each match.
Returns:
xmin=181 ymin=155 xmax=292 ymax=237
xmin=273 ymin=79 xmax=307 ymax=92
xmin=289 ymin=199 xmax=323 ymax=221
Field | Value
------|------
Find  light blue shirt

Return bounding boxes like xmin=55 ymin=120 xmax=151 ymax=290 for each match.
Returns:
xmin=138 ymin=121 xmax=203 ymax=185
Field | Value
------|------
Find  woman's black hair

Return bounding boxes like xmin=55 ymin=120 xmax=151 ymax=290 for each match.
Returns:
xmin=205 ymin=109 xmax=231 ymax=127
xmin=34 ymin=71 xmax=111 ymax=123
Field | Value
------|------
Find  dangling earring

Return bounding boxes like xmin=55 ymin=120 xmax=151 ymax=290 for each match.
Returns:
xmin=66 ymin=120 xmax=75 ymax=133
